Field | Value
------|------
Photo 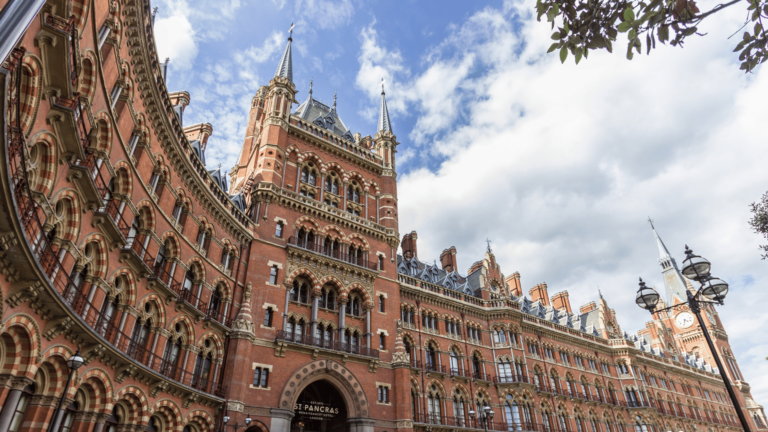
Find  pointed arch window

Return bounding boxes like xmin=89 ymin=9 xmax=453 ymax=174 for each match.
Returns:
xmin=427 ymin=385 xmax=442 ymax=424
xmin=453 ymin=391 xmax=467 ymax=426
xmin=449 ymin=349 xmax=460 ymax=375
xmin=505 ymin=395 xmax=522 ymax=431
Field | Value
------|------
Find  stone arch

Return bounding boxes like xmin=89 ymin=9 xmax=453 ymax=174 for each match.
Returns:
xmin=78 ymin=50 xmax=97 ymax=100
xmin=26 ymin=131 xmax=57 ymax=196
xmin=91 ymin=112 xmax=113 ymax=154
xmin=78 ymin=232 xmax=109 ymax=279
xmin=77 ymin=367 xmax=115 ymax=412
xmin=51 ymin=189 xmax=81 ymax=243
xmin=184 ymin=409 xmax=215 ymax=431
xmin=137 ymin=293 xmax=167 ymax=328
xmin=114 ymin=385 xmax=150 ymax=426
xmin=72 ymin=0 xmax=90 ymax=31
xmin=285 ymin=268 xmax=319 ymax=289
xmin=197 ymin=331 xmax=224 ymax=360
xmin=294 ymin=216 xmax=320 ymax=232
xmin=211 ymin=277 xmax=232 ymax=299
xmin=15 ymin=54 xmax=42 ymax=136
xmin=109 ymin=267 xmax=138 ymax=306
xmin=187 ymin=257 xmax=207 ymax=282
xmin=113 ymin=160 xmax=133 ymax=198
xmin=278 ymin=359 xmax=371 ymax=418
xmin=159 ymin=231 xmax=181 ymax=258
xmin=321 ymin=224 xmax=346 ymax=239
xmin=167 ymin=315 xmax=195 ymax=345
xmin=345 ymin=233 xmax=370 ymax=250
xmin=150 ymin=399 xmax=183 ymax=432
xmin=135 ymin=200 xmax=156 ymax=231
xmin=2 ymin=313 xmax=42 ymax=376
xmin=342 ymin=283 xmax=372 ymax=308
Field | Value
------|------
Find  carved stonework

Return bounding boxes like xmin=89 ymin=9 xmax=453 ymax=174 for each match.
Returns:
xmin=285 ymin=248 xmax=376 ymax=297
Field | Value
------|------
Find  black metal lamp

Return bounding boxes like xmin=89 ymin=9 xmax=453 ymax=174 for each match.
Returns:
xmin=634 ymin=278 xmax=660 ymax=311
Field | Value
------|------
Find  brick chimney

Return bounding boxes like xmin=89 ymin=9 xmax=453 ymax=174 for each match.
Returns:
xmin=505 ymin=272 xmax=522 ymax=297
xmin=579 ymin=301 xmax=597 ymax=315
xmin=401 ymin=231 xmax=418 ymax=260
xmin=551 ymin=291 xmax=572 ymax=314
xmin=528 ymin=283 xmax=550 ymax=306
xmin=440 ymin=246 xmax=457 ymax=272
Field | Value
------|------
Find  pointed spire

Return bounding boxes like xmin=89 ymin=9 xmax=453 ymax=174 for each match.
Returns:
xmin=308 ymin=78 xmax=313 ymax=98
xmin=274 ymin=23 xmax=294 ymax=82
xmin=333 ymin=90 xmax=337 ymax=110
xmin=377 ymin=78 xmax=392 ymax=133
xmin=650 ymin=217 xmax=674 ymax=263
xmin=648 ymin=219 xmax=689 ymax=304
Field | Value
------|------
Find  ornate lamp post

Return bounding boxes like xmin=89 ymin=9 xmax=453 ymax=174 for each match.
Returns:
xmin=636 ymin=246 xmax=750 ymax=432
xmin=46 ymin=348 xmax=83 ymax=432
xmin=221 ymin=413 xmax=252 ymax=432
xmin=469 ymin=405 xmax=495 ymax=432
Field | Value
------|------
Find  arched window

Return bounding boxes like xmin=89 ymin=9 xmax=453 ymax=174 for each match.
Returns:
xmin=453 ymin=390 xmax=467 ymax=426
xmin=472 ymin=354 xmax=482 ymax=378
xmin=427 ymin=385 xmax=442 ymax=424
xmin=183 ymin=270 xmax=195 ymax=294
xmin=7 ymin=383 xmax=35 ymax=432
xmin=426 ymin=345 xmax=437 ymax=370
xmin=209 ymin=285 xmax=222 ymax=318
xmin=192 ymin=346 xmax=213 ymax=390
xmin=505 ymin=395 xmax=522 ymax=431
xmin=275 ymin=221 xmax=284 ymax=238
xmin=97 ymin=293 xmax=120 ymax=336
xmin=162 ymin=333 xmax=183 ymax=377
xmin=128 ymin=315 xmax=151 ymax=358
xmin=550 ymin=372 xmax=560 ymax=393
xmin=449 ymin=349 xmax=460 ymax=375
xmin=558 ymin=412 xmax=570 ymax=432
xmin=146 ymin=416 xmax=159 ymax=432
xmin=104 ymin=405 xmax=121 ymax=432
xmin=634 ymin=416 xmax=649 ymax=432
xmin=542 ymin=410 xmax=553 ymax=432
xmin=60 ymin=401 xmax=80 ymax=432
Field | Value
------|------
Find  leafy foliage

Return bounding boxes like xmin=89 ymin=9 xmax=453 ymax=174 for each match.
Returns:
xmin=537 ymin=0 xmax=768 ymax=72
xmin=749 ymin=191 xmax=768 ymax=259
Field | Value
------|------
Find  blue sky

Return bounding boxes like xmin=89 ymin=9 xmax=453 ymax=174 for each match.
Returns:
xmin=154 ymin=0 xmax=768 ymax=401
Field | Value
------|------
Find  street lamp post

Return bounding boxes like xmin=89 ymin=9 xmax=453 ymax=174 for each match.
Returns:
xmin=46 ymin=348 xmax=84 ymax=432
xmin=221 ymin=413 xmax=252 ymax=432
xmin=469 ymin=405 xmax=495 ymax=432
xmin=635 ymin=246 xmax=751 ymax=432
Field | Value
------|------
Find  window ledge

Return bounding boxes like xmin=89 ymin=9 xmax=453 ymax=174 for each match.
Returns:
xmin=249 ymin=385 xmax=271 ymax=391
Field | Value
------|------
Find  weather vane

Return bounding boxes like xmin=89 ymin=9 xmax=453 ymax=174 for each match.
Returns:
xmin=289 ymin=23 xmax=295 ymax=40
xmin=486 ymin=238 xmax=492 ymax=253
xmin=380 ymin=78 xmax=385 ymax=94
xmin=647 ymin=216 xmax=655 ymax=229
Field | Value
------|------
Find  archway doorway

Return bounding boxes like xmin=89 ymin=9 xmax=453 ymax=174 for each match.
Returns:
xmin=291 ymin=380 xmax=348 ymax=432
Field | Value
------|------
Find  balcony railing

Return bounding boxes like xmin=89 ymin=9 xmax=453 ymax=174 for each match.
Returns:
xmin=124 ymin=236 xmax=156 ymax=271
xmin=287 ymin=236 xmax=378 ymax=270
xmin=450 ymin=367 xmax=473 ymax=378
xmin=413 ymin=413 xmax=557 ymax=432
xmin=3 ymin=55 xmax=226 ymax=399
xmin=99 ymin=199 xmax=130 ymax=238
xmin=493 ymin=374 xmax=530 ymax=385
xmin=178 ymin=288 xmax=208 ymax=315
xmin=205 ymin=307 xmax=232 ymax=328
xmin=425 ymin=363 xmax=446 ymax=374
xmin=473 ymin=371 xmax=493 ymax=381
xmin=275 ymin=331 xmax=380 ymax=359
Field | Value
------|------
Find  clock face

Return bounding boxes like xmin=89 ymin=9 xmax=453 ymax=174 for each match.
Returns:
xmin=675 ymin=312 xmax=695 ymax=329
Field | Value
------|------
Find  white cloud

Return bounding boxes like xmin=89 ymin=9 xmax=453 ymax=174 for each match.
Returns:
xmin=237 ymin=31 xmax=284 ymax=64
xmin=358 ymin=0 xmax=768 ymax=402
xmin=154 ymin=12 xmax=198 ymax=70
xmin=295 ymin=0 xmax=354 ymax=29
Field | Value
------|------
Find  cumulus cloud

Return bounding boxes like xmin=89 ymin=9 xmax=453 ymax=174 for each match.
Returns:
xmin=358 ymin=0 xmax=768 ymax=400
xmin=154 ymin=5 xmax=198 ymax=70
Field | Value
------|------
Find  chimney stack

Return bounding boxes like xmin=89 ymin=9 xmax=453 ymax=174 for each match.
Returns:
xmin=551 ymin=291 xmax=572 ymax=313
xmin=440 ymin=246 xmax=458 ymax=272
xmin=505 ymin=272 xmax=522 ymax=297
xmin=528 ymin=283 xmax=550 ymax=305
xmin=401 ymin=231 xmax=418 ymax=260
xmin=580 ymin=302 xmax=597 ymax=315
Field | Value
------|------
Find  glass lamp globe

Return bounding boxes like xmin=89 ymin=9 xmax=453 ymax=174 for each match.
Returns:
xmin=66 ymin=348 xmax=84 ymax=371
xmin=223 ymin=416 xmax=230 ymax=424
xmin=245 ymin=417 xmax=252 ymax=425
xmin=700 ymin=277 xmax=728 ymax=302
xmin=635 ymin=278 xmax=660 ymax=311
xmin=681 ymin=245 xmax=711 ymax=280
xmin=469 ymin=410 xmax=476 ymax=419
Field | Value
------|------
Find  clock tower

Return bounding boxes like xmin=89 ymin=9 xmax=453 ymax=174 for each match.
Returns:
xmin=648 ymin=222 xmax=762 ymax=422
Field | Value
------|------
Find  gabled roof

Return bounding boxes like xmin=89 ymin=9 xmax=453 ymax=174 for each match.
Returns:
xmin=190 ymin=139 xmax=205 ymax=166
xmin=294 ymin=94 xmax=353 ymax=140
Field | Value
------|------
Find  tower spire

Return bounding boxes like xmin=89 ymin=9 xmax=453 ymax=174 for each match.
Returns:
xmin=274 ymin=23 xmax=294 ymax=82
xmin=308 ymin=78 xmax=313 ymax=98
xmin=648 ymin=220 xmax=689 ymax=304
xmin=377 ymin=78 xmax=392 ymax=133
xmin=333 ymin=90 xmax=337 ymax=110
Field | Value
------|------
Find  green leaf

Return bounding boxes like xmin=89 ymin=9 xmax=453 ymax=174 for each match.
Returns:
xmin=575 ymin=47 xmax=583 ymax=64
xmin=744 ymin=31 xmax=751 ymax=42
xmin=624 ymin=7 xmax=636 ymax=22
xmin=658 ymin=25 xmax=669 ymax=42
xmin=618 ymin=22 xmax=632 ymax=32
xmin=560 ymin=46 xmax=569 ymax=63
xmin=629 ymin=29 xmax=637 ymax=40
xmin=548 ymin=43 xmax=560 ymax=53
xmin=563 ymin=20 xmax=569 ymax=34
xmin=646 ymin=34 xmax=651 ymax=54
xmin=552 ymin=31 xmax=562 ymax=40
xmin=606 ymin=38 xmax=613 ymax=53
xmin=682 ymin=27 xmax=697 ymax=36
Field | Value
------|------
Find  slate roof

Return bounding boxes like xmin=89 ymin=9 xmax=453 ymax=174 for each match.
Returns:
xmin=190 ymin=140 xmax=205 ymax=166
xmin=294 ymin=95 xmax=354 ymax=141
xmin=208 ymin=168 xmax=227 ymax=192
xmin=397 ymin=255 xmax=476 ymax=297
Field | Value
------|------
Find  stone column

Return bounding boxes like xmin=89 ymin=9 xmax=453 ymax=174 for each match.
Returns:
xmin=365 ymin=309 xmax=372 ymax=349
xmin=92 ymin=413 xmax=110 ymax=432
xmin=319 ymin=174 xmax=325 ymax=202
xmin=375 ymin=197 xmax=380 ymax=223
xmin=282 ymin=283 xmax=291 ymax=330
xmin=342 ymin=180 xmax=348 ymax=210
xmin=0 ymin=378 xmax=30 ymax=431
xmin=0 ymin=0 xmax=47 ymax=71
xmin=364 ymin=191 xmax=369 ymax=219
xmin=310 ymin=293 xmax=320 ymax=340
xmin=338 ymin=298 xmax=348 ymax=340
xmin=295 ymin=162 xmax=302 ymax=193
xmin=270 ymin=408 xmax=295 ymax=432
xmin=48 ymin=397 xmax=72 ymax=432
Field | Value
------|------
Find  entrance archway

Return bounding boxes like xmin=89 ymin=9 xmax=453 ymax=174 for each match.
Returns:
xmin=273 ymin=360 xmax=374 ymax=432
xmin=291 ymin=380 xmax=348 ymax=432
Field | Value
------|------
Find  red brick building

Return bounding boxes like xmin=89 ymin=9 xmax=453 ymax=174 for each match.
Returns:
xmin=0 ymin=2 xmax=765 ymax=432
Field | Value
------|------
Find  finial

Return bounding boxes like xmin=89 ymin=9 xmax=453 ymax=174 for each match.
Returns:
xmin=381 ymin=78 xmax=386 ymax=95
xmin=333 ymin=90 xmax=337 ymax=109
xmin=288 ymin=23 xmax=295 ymax=41
xmin=309 ymin=78 xmax=313 ymax=96
xmin=647 ymin=216 xmax=655 ymax=230
xmin=598 ymin=286 xmax=603 ymax=299
xmin=486 ymin=238 xmax=492 ymax=253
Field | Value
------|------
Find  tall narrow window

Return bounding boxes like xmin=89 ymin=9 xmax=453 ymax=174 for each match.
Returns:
xmin=379 ymin=295 xmax=385 ymax=312
xmin=379 ymin=334 xmax=386 ymax=350
xmin=98 ymin=25 xmax=111 ymax=49
xmin=378 ymin=255 xmax=384 ymax=270
xmin=128 ymin=133 xmax=140 ymax=157
xmin=275 ymin=221 xmax=284 ymax=238
xmin=269 ymin=265 xmax=278 ymax=284
xmin=264 ymin=308 xmax=274 ymax=327
xmin=253 ymin=367 xmax=269 ymax=388
xmin=8 ymin=384 xmax=35 ymax=432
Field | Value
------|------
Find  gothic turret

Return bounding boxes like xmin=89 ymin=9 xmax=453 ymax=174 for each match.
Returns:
xmin=274 ymin=24 xmax=293 ymax=82
xmin=377 ymin=81 xmax=392 ymax=133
